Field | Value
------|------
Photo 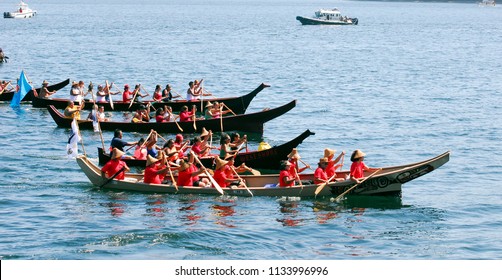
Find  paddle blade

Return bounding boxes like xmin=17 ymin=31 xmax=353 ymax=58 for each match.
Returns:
xmin=314 ymin=183 xmax=326 ymax=196
xmin=249 ymin=169 xmax=261 ymax=176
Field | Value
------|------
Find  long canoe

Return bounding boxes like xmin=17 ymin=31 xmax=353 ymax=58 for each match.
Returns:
xmin=97 ymin=129 xmax=315 ymax=169
xmin=33 ymin=83 xmax=270 ymax=113
xmin=47 ymin=100 xmax=296 ymax=134
xmin=76 ymin=151 xmax=450 ymax=198
xmin=0 ymin=78 xmax=70 ymax=102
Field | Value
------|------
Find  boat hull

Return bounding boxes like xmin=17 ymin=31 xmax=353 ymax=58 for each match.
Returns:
xmin=0 ymin=79 xmax=70 ymax=102
xmin=97 ymin=129 xmax=315 ymax=169
xmin=3 ymin=11 xmax=36 ymax=18
xmin=47 ymin=100 xmax=296 ymax=134
xmin=32 ymin=83 xmax=270 ymax=113
xmin=76 ymin=151 xmax=450 ymax=198
xmin=296 ymin=16 xmax=358 ymax=25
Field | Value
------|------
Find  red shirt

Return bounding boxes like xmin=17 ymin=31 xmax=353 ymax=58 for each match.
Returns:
xmin=155 ymin=115 xmax=165 ymax=123
xmin=314 ymin=167 xmax=328 ymax=184
xmin=101 ymin=159 xmax=128 ymax=180
xmin=213 ymin=169 xmax=229 ymax=188
xmin=144 ymin=165 xmax=163 ymax=184
xmin=279 ymin=170 xmax=294 ymax=187
xmin=177 ymin=168 xmax=194 ymax=186
xmin=153 ymin=91 xmax=162 ymax=101
xmin=326 ymin=160 xmax=337 ymax=178
xmin=188 ymin=164 xmax=200 ymax=182
xmin=122 ymin=90 xmax=133 ymax=102
xmin=179 ymin=111 xmax=193 ymax=122
xmin=350 ymin=161 xmax=368 ymax=179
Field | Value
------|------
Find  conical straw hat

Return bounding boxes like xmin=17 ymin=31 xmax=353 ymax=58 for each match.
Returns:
xmin=146 ymin=155 xmax=159 ymax=167
xmin=200 ymin=127 xmax=209 ymax=137
xmin=215 ymin=157 xmax=229 ymax=170
xmin=324 ymin=148 xmax=336 ymax=158
xmin=287 ymin=148 xmax=301 ymax=159
xmin=112 ymin=148 xmax=125 ymax=159
xmin=353 ymin=149 xmax=366 ymax=160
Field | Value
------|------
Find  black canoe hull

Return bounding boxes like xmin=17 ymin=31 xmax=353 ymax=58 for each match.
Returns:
xmin=47 ymin=100 xmax=296 ymax=134
xmin=97 ymin=129 xmax=314 ymax=170
xmin=0 ymin=79 xmax=70 ymax=102
xmin=33 ymin=83 xmax=270 ymax=114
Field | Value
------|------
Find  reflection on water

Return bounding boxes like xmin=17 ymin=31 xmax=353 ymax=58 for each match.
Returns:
xmin=145 ymin=195 xmax=168 ymax=218
xmin=100 ymin=192 xmax=130 ymax=217
xmin=276 ymin=199 xmax=303 ymax=227
xmin=178 ymin=196 xmax=202 ymax=226
xmin=211 ymin=196 xmax=238 ymax=228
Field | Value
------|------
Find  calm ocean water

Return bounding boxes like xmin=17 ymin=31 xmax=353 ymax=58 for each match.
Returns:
xmin=1 ymin=0 xmax=501 ymax=261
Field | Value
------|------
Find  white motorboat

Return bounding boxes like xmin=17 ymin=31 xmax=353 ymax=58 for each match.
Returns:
xmin=4 ymin=1 xmax=37 ymax=19
xmin=296 ymin=8 xmax=358 ymax=26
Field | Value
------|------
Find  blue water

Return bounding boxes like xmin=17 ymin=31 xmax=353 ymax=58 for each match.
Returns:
xmin=1 ymin=0 xmax=501 ymax=260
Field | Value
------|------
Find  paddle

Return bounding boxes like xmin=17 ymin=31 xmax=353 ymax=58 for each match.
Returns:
xmin=141 ymin=85 xmax=150 ymax=97
xmin=128 ymin=87 xmax=140 ymax=109
xmin=0 ymin=81 xmax=11 ymax=95
xmin=223 ymin=102 xmax=237 ymax=116
xmin=96 ymin=166 xmax=126 ymax=189
xmin=314 ymin=173 xmax=337 ymax=197
xmin=219 ymin=106 xmax=223 ymax=132
xmin=333 ymin=168 xmax=382 ymax=202
xmin=192 ymin=106 xmax=197 ymax=131
xmin=230 ymin=164 xmax=253 ymax=197
xmin=161 ymin=153 xmax=178 ymax=191
xmin=190 ymin=151 xmax=224 ymax=195
xmin=106 ymin=81 xmax=114 ymax=110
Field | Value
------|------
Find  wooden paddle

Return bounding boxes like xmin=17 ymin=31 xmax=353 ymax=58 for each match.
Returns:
xmin=96 ymin=166 xmax=126 ymax=189
xmin=106 ymin=81 xmax=114 ymax=110
xmin=161 ymin=153 xmax=178 ymax=191
xmin=223 ymin=103 xmax=237 ymax=116
xmin=219 ymin=106 xmax=223 ymax=132
xmin=128 ymin=87 xmax=140 ymax=109
xmin=230 ymin=165 xmax=253 ymax=197
xmin=333 ymin=168 xmax=382 ymax=202
xmin=0 ymin=81 xmax=11 ymax=95
xmin=191 ymin=151 xmax=224 ymax=195
xmin=192 ymin=106 xmax=197 ymax=131
xmin=314 ymin=173 xmax=337 ymax=197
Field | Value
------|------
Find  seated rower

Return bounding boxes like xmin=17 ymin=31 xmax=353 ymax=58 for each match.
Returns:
xmin=152 ymin=85 xmax=163 ymax=102
xmin=279 ymin=160 xmax=296 ymax=188
xmin=133 ymin=138 xmax=147 ymax=160
xmin=143 ymin=155 xmax=169 ymax=184
xmin=69 ymin=81 xmax=83 ymax=103
xmin=176 ymin=158 xmax=208 ymax=187
xmin=131 ymin=104 xmax=151 ymax=123
xmin=213 ymin=156 xmax=246 ymax=189
xmin=101 ymin=148 xmax=130 ymax=181
xmin=64 ymin=100 xmax=85 ymax=120
xmin=314 ymin=158 xmax=329 ymax=185
xmin=324 ymin=148 xmax=345 ymax=180
xmin=163 ymin=105 xmax=179 ymax=122
xmin=38 ymin=80 xmax=56 ymax=99
xmin=350 ymin=149 xmax=379 ymax=183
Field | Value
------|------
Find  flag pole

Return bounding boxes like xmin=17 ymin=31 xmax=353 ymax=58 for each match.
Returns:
xmin=75 ymin=117 xmax=86 ymax=156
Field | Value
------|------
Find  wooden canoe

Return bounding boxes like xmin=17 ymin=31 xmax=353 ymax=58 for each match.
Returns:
xmin=32 ymin=83 xmax=270 ymax=113
xmin=0 ymin=78 xmax=70 ymax=102
xmin=76 ymin=151 xmax=450 ymax=198
xmin=47 ymin=100 xmax=296 ymax=134
xmin=97 ymin=129 xmax=315 ymax=169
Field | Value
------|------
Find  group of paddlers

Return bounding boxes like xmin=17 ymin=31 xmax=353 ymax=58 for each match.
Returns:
xmin=101 ymin=126 xmax=377 ymax=189
xmin=102 ymin=128 xmax=253 ymax=189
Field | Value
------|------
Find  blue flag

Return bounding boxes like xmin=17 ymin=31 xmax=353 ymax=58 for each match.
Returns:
xmin=10 ymin=70 xmax=33 ymax=107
